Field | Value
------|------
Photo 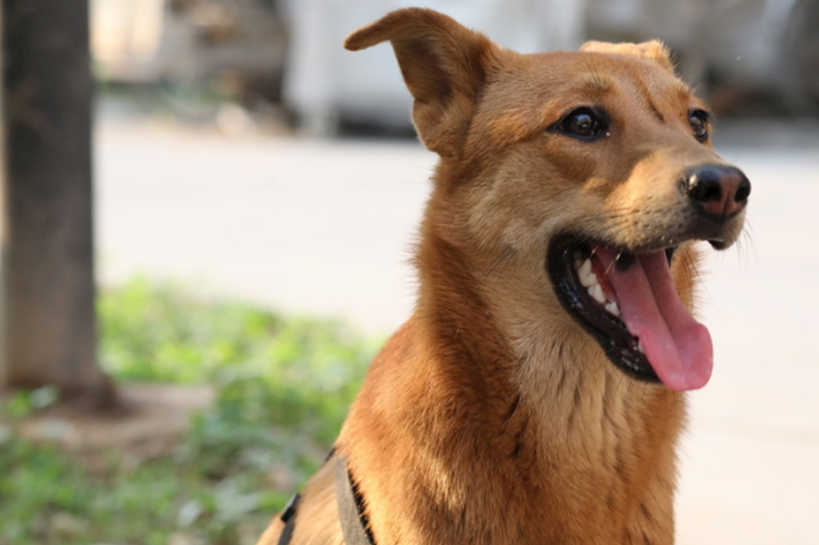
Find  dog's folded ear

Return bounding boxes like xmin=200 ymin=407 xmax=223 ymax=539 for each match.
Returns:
xmin=345 ymin=8 xmax=499 ymax=157
xmin=580 ymin=40 xmax=676 ymax=73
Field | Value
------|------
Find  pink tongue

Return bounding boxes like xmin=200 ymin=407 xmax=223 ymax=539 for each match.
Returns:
xmin=595 ymin=247 xmax=713 ymax=391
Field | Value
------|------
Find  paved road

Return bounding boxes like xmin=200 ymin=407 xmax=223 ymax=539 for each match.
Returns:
xmin=95 ymin=116 xmax=819 ymax=544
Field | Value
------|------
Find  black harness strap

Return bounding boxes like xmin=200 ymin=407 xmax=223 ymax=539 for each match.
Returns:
xmin=276 ymin=493 xmax=300 ymax=545
xmin=274 ymin=453 xmax=375 ymax=545
xmin=334 ymin=455 xmax=376 ymax=545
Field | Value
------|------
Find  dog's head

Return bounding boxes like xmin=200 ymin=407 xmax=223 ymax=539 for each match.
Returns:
xmin=346 ymin=9 xmax=749 ymax=392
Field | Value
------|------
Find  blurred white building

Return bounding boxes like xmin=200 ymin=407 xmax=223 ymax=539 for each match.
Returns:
xmin=279 ymin=0 xmax=586 ymax=133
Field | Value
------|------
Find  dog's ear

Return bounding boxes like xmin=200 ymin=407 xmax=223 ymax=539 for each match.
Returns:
xmin=580 ymin=40 xmax=675 ymax=73
xmin=345 ymin=8 xmax=499 ymax=157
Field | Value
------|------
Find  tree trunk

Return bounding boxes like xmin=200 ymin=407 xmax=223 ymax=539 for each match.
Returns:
xmin=1 ymin=0 xmax=115 ymax=405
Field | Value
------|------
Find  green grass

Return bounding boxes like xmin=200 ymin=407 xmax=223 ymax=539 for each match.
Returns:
xmin=0 ymin=277 xmax=380 ymax=545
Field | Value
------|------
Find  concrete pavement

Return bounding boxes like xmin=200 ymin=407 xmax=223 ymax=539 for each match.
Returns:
xmin=95 ymin=115 xmax=819 ymax=544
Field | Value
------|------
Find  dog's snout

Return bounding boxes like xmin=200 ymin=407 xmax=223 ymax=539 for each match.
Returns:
xmin=684 ymin=165 xmax=751 ymax=221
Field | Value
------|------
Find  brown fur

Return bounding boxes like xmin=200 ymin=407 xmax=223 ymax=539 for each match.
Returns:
xmin=258 ymin=8 xmax=747 ymax=545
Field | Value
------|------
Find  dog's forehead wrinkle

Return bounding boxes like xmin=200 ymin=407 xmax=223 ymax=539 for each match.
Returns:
xmin=582 ymin=57 xmax=696 ymax=124
xmin=585 ymin=67 xmax=613 ymax=92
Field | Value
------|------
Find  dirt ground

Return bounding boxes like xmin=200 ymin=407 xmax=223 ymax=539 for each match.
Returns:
xmin=3 ymin=383 xmax=214 ymax=468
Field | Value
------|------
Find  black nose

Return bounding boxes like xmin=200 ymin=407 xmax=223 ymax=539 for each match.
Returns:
xmin=685 ymin=164 xmax=751 ymax=221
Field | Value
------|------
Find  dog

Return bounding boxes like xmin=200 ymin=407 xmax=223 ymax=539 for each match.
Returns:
xmin=258 ymin=8 xmax=750 ymax=545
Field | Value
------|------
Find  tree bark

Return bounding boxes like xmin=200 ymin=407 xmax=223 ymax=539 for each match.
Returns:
xmin=1 ymin=0 xmax=115 ymax=405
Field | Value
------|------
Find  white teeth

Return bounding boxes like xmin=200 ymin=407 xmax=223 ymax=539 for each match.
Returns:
xmin=604 ymin=301 xmax=621 ymax=317
xmin=575 ymin=256 xmax=620 ymax=312
xmin=637 ymin=340 xmax=645 ymax=354
xmin=577 ymin=259 xmax=597 ymax=287
xmin=588 ymin=284 xmax=605 ymax=303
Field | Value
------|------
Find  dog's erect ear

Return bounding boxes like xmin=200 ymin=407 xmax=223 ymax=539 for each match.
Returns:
xmin=580 ymin=40 xmax=675 ymax=73
xmin=345 ymin=8 xmax=498 ymax=157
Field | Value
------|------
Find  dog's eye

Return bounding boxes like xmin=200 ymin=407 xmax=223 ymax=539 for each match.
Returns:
xmin=689 ymin=109 xmax=710 ymax=142
xmin=556 ymin=108 xmax=608 ymax=140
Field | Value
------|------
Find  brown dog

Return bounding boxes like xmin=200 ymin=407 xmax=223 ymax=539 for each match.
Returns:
xmin=258 ymin=8 xmax=749 ymax=545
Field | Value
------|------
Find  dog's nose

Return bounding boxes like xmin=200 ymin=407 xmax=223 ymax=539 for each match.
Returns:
xmin=685 ymin=165 xmax=751 ymax=221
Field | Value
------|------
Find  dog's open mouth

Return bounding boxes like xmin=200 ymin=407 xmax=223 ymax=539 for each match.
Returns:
xmin=547 ymin=236 xmax=713 ymax=391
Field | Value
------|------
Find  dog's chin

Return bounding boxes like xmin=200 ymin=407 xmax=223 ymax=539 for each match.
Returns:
xmin=546 ymin=234 xmax=664 ymax=383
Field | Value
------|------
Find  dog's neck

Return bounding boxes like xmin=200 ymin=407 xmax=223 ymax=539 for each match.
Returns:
xmin=341 ymin=188 xmax=687 ymax=543
xmin=393 ymin=213 xmax=687 ymax=543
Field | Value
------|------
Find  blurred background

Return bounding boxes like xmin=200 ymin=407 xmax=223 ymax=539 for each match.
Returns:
xmin=0 ymin=1 xmax=817 ymax=544
xmin=93 ymin=0 xmax=819 ymax=130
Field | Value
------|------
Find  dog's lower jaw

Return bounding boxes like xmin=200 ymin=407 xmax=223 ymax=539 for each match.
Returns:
xmin=335 ymin=233 xmax=685 ymax=545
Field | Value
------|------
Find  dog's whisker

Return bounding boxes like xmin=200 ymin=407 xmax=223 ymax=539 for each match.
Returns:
xmin=480 ymin=246 xmax=516 ymax=285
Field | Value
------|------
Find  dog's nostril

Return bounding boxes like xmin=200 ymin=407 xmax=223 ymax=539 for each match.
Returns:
xmin=688 ymin=173 xmax=722 ymax=203
xmin=686 ymin=165 xmax=750 ymax=220
xmin=735 ymin=177 xmax=751 ymax=203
